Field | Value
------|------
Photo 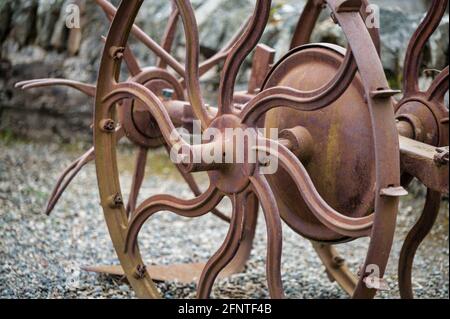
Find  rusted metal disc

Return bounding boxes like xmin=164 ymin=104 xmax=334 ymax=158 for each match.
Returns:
xmin=119 ymin=67 xmax=184 ymax=149
xmin=264 ymin=44 xmax=375 ymax=242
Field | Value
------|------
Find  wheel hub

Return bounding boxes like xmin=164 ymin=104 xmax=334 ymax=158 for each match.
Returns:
xmin=207 ymin=115 xmax=256 ymax=195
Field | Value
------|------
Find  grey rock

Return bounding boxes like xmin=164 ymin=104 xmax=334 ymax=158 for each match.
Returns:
xmin=0 ymin=0 xmax=448 ymax=142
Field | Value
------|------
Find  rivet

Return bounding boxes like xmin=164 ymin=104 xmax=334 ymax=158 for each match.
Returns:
xmin=99 ymin=119 xmax=116 ymax=133
xmin=109 ymin=46 xmax=125 ymax=60
xmin=107 ymin=194 xmax=123 ymax=208
xmin=134 ymin=264 xmax=147 ymax=279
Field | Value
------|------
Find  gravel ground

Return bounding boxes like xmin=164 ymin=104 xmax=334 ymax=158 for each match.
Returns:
xmin=0 ymin=140 xmax=448 ymax=299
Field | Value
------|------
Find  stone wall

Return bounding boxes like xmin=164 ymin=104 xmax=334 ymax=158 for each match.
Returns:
xmin=0 ymin=0 xmax=447 ymax=142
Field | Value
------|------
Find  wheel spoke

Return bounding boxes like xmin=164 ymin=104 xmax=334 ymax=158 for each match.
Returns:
xmin=255 ymin=139 xmax=374 ymax=237
xmin=398 ymin=189 xmax=441 ymax=299
xmin=95 ymin=0 xmax=185 ymax=76
xmin=126 ymin=147 xmax=148 ymax=218
xmin=125 ymin=185 xmax=223 ymax=255
xmin=157 ymin=1 xmax=180 ymax=69
xmin=197 ymin=192 xmax=248 ymax=299
xmin=250 ymin=174 xmax=285 ymax=299
xmin=102 ymin=81 xmax=184 ymax=150
xmin=403 ymin=0 xmax=447 ymax=95
xmin=217 ymin=0 xmax=271 ymax=116
xmin=290 ymin=1 xmax=381 ymax=50
xmin=240 ymin=45 xmax=359 ymax=126
xmin=426 ymin=66 xmax=449 ymax=102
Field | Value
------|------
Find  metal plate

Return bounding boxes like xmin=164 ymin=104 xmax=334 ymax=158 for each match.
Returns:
xmin=264 ymin=45 xmax=376 ymax=242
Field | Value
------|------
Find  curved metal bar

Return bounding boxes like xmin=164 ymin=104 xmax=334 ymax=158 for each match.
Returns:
xmin=250 ymin=174 xmax=285 ymax=299
xmin=398 ymin=189 xmax=441 ymax=299
xmin=162 ymin=142 xmax=230 ymax=223
xmin=197 ymin=192 xmax=247 ymax=299
xmin=94 ymin=0 xmax=161 ymax=299
xmin=15 ymin=79 xmax=96 ymax=97
xmin=103 ymin=81 xmax=186 ymax=151
xmin=101 ymin=35 xmax=143 ymax=76
xmin=174 ymin=0 xmax=213 ymax=129
xmin=327 ymin=0 xmax=401 ymax=299
xmin=403 ymin=0 xmax=448 ymax=95
xmin=95 ymin=0 xmax=186 ymax=77
xmin=256 ymin=140 xmax=373 ymax=237
xmin=174 ymin=167 xmax=231 ymax=223
xmin=220 ymin=193 xmax=258 ymax=274
xmin=46 ymin=126 xmax=124 ymax=216
xmin=426 ymin=66 xmax=450 ymax=102
xmin=126 ymin=146 xmax=148 ymax=217
xmin=180 ymin=15 xmax=253 ymax=85
xmin=104 ymin=81 xmax=225 ymax=175
xmin=290 ymin=0 xmax=325 ymax=49
xmin=157 ymin=1 xmax=180 ymax=69
xmin=123 ymin=46 xmax=143 ymax=77
xmin=311 ymin=242 xmax=357 ymax=296
xmin=217 ymin=0 xmax=271 ymax=115
xmin=45 ymin=148 xmax=95 ymax=215
xmin=291 ymin=0 xmax=380 ymax=52
xmin=125 ymin=185 xmax=223 ymax=255
xmin=241 ymin=44 xmax=357 ymax=125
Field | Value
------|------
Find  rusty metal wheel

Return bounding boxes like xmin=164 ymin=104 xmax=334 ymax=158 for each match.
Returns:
xmin=277 ymin=0 xmax=448 ymax=298
xmin=16 ymin=0 xmax=242 ymax=224
xmin=260 ymin=0 xmax=403 ymax=298
xmin=94 ymin=0 xmax=274 ymax=299
xmin=93 ymin=0 xmax=401 ymax=299
xmin=394 ymin=0 xmax=449 ymax=299
xmin=16 ymin=0 xmax=259 ymax=285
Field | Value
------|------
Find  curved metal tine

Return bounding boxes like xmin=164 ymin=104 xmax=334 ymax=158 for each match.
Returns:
xmin=45 ymin=147 xmax=95 ymax=215
xmin=126 ymin=146 xmax=148 ymax=218
xmin=174 ymin=0 xmax=213 ymax=129
xmin=398 ymin=189 xmax=441 ymax=299
xmin=250 ymin=174 xmax=285 ymax=299
xmin=15 ymin=79 xmax=96 ymax=97
xmin=157 ymin=1 xmax=180 ymax=69
xmin=101 ymin=35 xmax=142 ymax=77
xmin=220 ymin=193 xmax=258 ymax=275
xmin=288 ymin=0 xmax=384 ymax=51
xmin=218 ymin=0 xmax=271 ymax=116
xmin=197 ymin=192 xmax=248 ymax=299
xmin=255 ymin=139 xmax=373 ymax=237
xmin=290 ymin=0 xmax=325 ymax=49
xmin=162 ymin=144 xmax=231 ymax=223
xmin=403 ymin=0 xmax=447 ymax=95
xmin=95 ymin=0 xmax=185 ymax=77
xmin=196 ymin=15 xmax=253 ymax=78
xmin=46 ymin=127 xmax=124 ymax=216
xmin=125 ymin=185 xmax=223 ymax=255
xmin=103 ymin=82 xmax=187 ymax=151
xmin=426 ymin=66 xmax=449 ymax=102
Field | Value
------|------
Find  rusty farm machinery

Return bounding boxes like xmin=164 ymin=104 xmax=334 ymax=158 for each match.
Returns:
xmin=15 ymin=0 xmax=449 ymax=299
